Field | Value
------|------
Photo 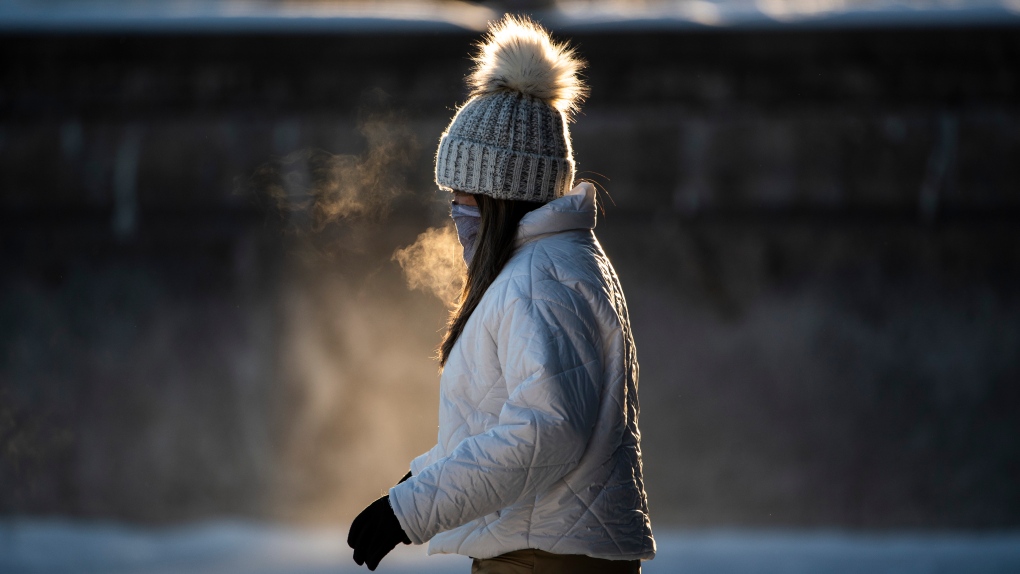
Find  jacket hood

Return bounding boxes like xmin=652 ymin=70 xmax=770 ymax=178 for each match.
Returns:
xmin=516 ymin=181 xmax=596 ymax=245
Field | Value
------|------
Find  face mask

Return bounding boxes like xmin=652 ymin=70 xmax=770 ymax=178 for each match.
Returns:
xmin=451 ymin=202 xmax=481 ymax=266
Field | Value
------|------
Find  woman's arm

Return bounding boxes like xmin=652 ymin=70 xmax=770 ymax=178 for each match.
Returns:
xmin=389 ymin=285 xmax=603 ymax=545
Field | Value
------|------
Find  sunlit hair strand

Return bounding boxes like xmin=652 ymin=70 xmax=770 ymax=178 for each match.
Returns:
xmin=439 ymin=194 xmax=542 ymax=366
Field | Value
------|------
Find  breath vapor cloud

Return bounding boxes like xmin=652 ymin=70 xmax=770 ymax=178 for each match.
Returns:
xmin=392 ymin=224 xmax=465 ymax=309
xmin=240 ymin=113 xmax=416 ymax=236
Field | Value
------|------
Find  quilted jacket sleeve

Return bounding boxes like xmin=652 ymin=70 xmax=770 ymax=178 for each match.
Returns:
xmin=388 ymin=282 xmax=603 ymax=545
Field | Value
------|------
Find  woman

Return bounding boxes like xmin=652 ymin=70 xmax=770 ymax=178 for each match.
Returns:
xmin=347 ymin=16 xmax=655 ymax=573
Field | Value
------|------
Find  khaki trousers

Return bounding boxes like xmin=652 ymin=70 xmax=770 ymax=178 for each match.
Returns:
xmin=471 ymin=549 xmax=641 ymax=574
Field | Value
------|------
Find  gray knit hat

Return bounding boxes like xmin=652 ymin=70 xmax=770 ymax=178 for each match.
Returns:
xmin=435 ymin=16 xmax=587 ymax=203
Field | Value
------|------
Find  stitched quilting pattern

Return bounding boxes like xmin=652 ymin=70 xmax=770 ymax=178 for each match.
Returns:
xmin=389 ymin=186 xmax=654 ymax=560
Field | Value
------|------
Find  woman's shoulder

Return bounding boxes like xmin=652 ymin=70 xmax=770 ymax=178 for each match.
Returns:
xmin=494 ymin=230 xmax=605 ymax=303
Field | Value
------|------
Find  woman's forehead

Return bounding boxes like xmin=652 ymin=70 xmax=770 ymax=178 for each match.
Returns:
xmin=451 ymin=190 xmax=478 ymax=206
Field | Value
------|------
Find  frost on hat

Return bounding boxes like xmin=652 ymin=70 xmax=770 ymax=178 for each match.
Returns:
xmin=435 ymin=15 xmax=587 ymax=203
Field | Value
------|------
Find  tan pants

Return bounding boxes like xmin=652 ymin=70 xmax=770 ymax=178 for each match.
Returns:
xmin=471 ymin=549 xmax=641 ymax=574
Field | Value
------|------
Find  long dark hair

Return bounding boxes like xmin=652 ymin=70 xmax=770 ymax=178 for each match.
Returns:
xmin=439 ymin=194 xmax=543 ymax=366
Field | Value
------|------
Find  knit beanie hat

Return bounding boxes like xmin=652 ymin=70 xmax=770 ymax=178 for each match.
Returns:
xmin=435 ymin=15 xmax=587 ymax=203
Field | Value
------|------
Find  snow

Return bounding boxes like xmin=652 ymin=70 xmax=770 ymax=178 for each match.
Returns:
xmin=2 ymin=520 xmax=1019 ymax=574
xmin=549 ymin=0 xmax=1020 ymax=30
xmin=0 ymin=0 xmax=1018 ymax=33
xmin=0 ymin=0 xmax=498 ymax=33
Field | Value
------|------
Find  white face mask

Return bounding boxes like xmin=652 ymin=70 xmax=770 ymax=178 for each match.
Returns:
xmin=451 ymin=202 xmax=481 ymax=266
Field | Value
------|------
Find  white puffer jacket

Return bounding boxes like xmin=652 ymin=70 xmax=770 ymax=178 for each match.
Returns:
xmin=389 ymin=182 xmax=655 ymax=561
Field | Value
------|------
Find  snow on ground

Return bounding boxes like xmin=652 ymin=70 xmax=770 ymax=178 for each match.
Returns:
xmin=1 ymin=0 xmax=1019 ymax=33
xmin=1 ymin=520 xmax=1019 ymax=574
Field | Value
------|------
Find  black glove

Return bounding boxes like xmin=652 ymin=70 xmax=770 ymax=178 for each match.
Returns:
xmin=347 ymin=494 xmax=412 ymax=571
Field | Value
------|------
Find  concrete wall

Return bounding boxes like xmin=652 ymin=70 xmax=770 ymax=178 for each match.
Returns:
xmin=1 ymin=25 xmax=1018 ymax=527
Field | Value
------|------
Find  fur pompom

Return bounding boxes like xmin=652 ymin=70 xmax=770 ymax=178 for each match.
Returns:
xmin=469 ymin=15 xmax=587 ymax=117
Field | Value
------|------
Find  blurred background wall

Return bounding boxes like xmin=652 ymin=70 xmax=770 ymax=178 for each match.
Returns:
xmin=1 ymin=0 xmax=1019 ymax=531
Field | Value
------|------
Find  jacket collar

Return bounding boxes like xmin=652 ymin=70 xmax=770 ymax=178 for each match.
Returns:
xmin=516 ymin=182 xmax=596 ymax=246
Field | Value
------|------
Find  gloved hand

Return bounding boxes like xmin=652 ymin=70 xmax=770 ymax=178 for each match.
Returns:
xmin=347 ymin=494 xmax=412 ymax=571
